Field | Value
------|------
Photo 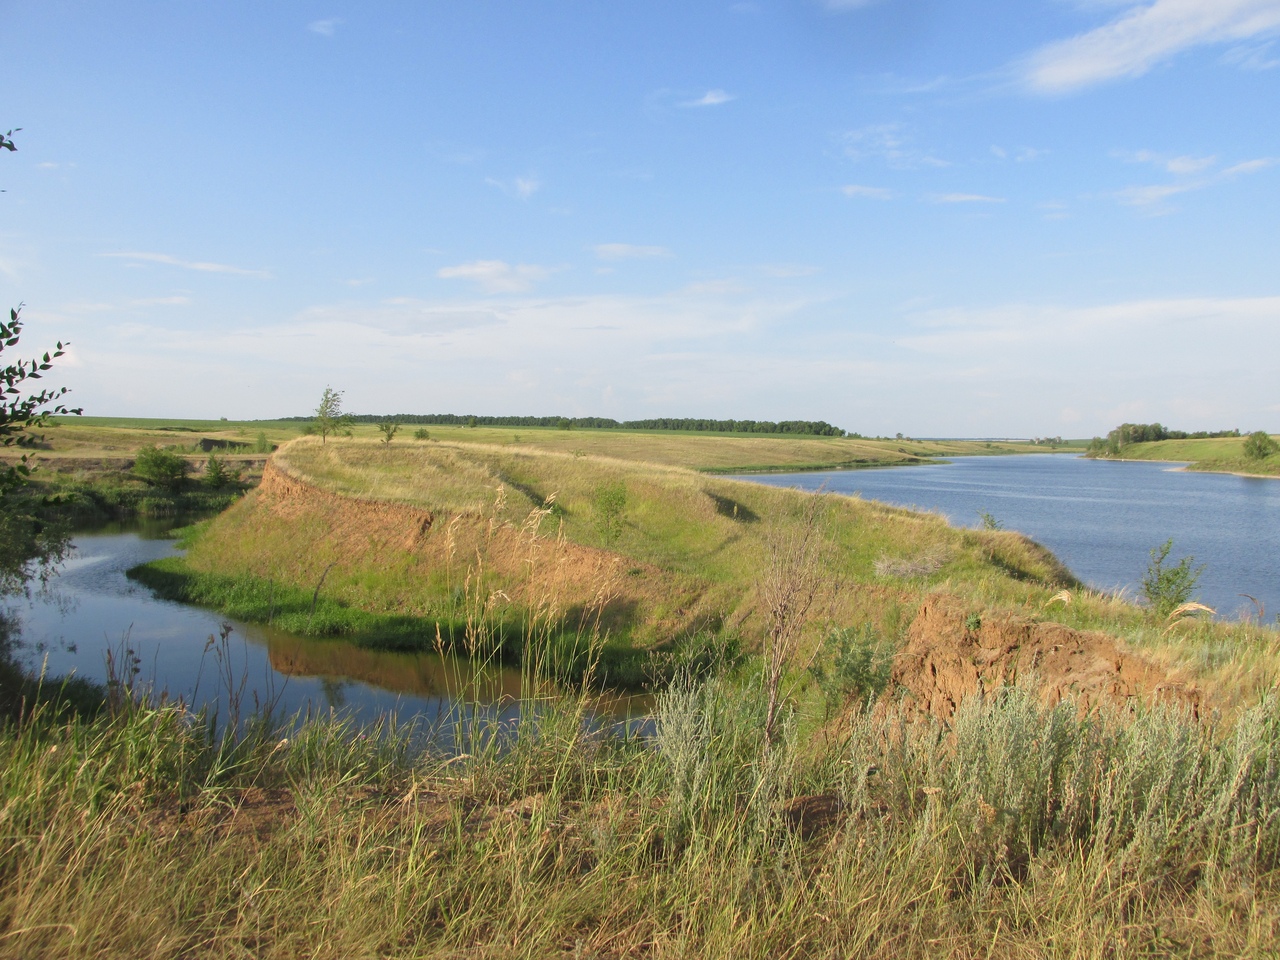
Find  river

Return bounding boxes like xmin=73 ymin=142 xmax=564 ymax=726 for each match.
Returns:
xmin=1 ymin=520 xmax=647 ymax=735
xmin=739 ymin=454 xmax=1279 ymax=621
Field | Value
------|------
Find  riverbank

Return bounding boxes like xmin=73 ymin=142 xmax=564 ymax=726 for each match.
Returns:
xmin=137 ymin=439 xmax=1084 ymax=680
xmin=1086 ymin=434 xmax=1280 ymax=478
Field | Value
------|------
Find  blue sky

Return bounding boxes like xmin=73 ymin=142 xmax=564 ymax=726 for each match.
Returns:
xmin=3 ymin=0 xmax=1278 ymax=436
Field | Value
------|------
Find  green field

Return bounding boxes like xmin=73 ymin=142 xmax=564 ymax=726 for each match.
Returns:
xmin=44 ymin=415 xmax=1052 ymax=473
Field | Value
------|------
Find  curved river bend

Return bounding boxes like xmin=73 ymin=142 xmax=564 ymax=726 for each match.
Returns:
xmin=2 ymin=522 xmax=646 ymax=735
xmin=4 ymin=454 xmax=1275 ymax=729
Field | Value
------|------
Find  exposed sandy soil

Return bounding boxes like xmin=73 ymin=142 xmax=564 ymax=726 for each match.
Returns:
xmin=888 ymin=595 xmax=1201 ymax=721
xmin=252 ymin=460 xmax=713 ymax=642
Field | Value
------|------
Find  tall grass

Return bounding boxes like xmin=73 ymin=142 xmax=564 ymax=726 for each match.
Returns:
xmin=3 ymin=669 xmax=1279 ymax=958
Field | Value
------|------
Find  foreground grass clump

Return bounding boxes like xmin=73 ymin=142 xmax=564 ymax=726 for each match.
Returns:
xmin=2 ymin=674 xmax=1279 ymax=959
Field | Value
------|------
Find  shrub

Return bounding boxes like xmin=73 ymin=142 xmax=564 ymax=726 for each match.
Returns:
xmin=133 ymin=446 xmax=187 ymax=491
xmin=1244 ymin=430 xmax=1278 ymax=460
xmin=807 ymin=623 xmax=889 ymax=718
xmin=413 ymin=428 xmax=430 ymax=441
xmin=1141 ymin=538 xmax=1204 ymax=618
xmin=593 ymin=481 xmax=627 ymax=542
xmin=202 ymin=454 xmax=239 ymax=490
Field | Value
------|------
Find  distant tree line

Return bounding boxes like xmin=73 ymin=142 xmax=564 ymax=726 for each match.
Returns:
xmin=278 ymin=413 xmax=848 ymax=437
xmin=1087 ymin=422 xmax=1241 ymax=457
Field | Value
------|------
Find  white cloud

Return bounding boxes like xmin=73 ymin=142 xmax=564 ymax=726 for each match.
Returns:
xmin=1166 ymin=154 xmax=1217 ymax=174
xmin=1024 ymin=0 xmax=1280 ymax=93
xmin=486 ymin=175 xmax=541 ymax=199
xmin=308 ymin=18 xmax=341 ymax=36
xmin=1222 ymin=38 xmax=1280 ymax=68
xmin=130 ymin=296 xmax=191 ymax=307
xmin=927 ymin=193 xmax=1006 ymax=204
xmin=1222 ymin=157 xmax=1279 ymax=175
xmin=758 ymin=264 xmax=821 ymax=278
xmin=100 ymin=251 xmax=272 ymax=278
xmin=1117 ymin=149 xmax=1216 ymax=174
xmin=842 ymin=184 xmax=894 ymax=199
xmin=843 ymin=124 xmax=948 ymax=169
xmin=592 ymin=243 xmax=673 ymax=261
xmin=680 ymin=89 xmax=735 ymax=107
xmin=1113 ymin=182 xmax=1198 ymax=206
xmin=437 ymin=260 xmax=551 ymax=293
xmin=823 ymin=0 xmax=883 ymax=8
xmin=1112 ymin=152 xmax=1276 ymax=207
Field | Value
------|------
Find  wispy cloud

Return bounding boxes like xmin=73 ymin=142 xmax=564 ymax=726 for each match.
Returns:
xmin=758 ymin=263 xmax=821 ymax=278
xmin=1112 ymin=152 xmax=1277 ymax=208
xmin=1116 ymin=149 xmax=1216 ymax=174
xmin=841 ymin=184 xmax=894 ymax=200
xmin=823 ymin=0 xmax=883 ymax=9
xmin=130 ymin=296 xmax=191 ymax=307
xmin=485 ymin=175 xmax=541 ymax=199
xmin=1023 ymin=0 xmax=1280 ymax=93
xmin=680 ymin=89 xmax=735 ymax=107
xmin=927 ymin=193 xmax=1006 ymax=204
xmin=437 ymin=260 xmax=551 ymax=293
xmin=842 ymin=124 xmax=948 ymax=169
xmin=101 ymin=251 xmax=272 ymax=278
xmin=308 ymin=18 xmax=342 ymax=37
xmin=1001 ymin=146 xmax=1048 ymax=163
xmin=1222 ymin=38 xmax=1280 ymax=68
xmin=593 ymin=243 xmax=673 ymax=261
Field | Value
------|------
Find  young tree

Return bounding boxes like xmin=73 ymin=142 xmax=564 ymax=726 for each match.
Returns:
xmin=377 ymin=421 xmax=399 ymax=445
xmin=1 ymin=306 xmax=82 ymax=592
xmin=313 ymin=387 xmax=349 ymax=444
xmin=1140 ymin=539 xmax=1204 ymax=619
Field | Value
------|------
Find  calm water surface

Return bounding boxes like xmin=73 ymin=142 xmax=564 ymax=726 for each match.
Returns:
xmin=2 ymin=521 xmax=647 ymax=735
xmin=741 ymin=455 xmax=1280 ymax=620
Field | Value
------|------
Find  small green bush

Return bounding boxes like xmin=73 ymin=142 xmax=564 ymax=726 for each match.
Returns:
xmin=594 ymin=481 xmax=627 ymax=543
xmin=807 ymin=623 xmax=889 ymax=718
xmin=1141 ymin=538 xmax=1204 ymax=618
xmin=413 ymin=428 xmax=430 ymax=441
xmin=1244 ymin=430 xmax=1278 ymax=460
xmin=133 ymin=446 xmax=187 ymax=491
xmin=202 ymin=454 xmax=236 ymax=490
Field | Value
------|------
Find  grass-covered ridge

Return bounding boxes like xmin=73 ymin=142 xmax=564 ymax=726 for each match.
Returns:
xmin=140 ymin=437 xmax=1086 ymax=676
xmin=135 ymin=437 xmax=1280 ymax=706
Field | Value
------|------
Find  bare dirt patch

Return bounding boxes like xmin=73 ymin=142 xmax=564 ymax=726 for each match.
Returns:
xmin=889 ymin=595 xmax=1201 ymax=721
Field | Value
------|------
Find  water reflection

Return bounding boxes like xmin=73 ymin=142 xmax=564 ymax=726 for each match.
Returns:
xmin=2 ymin=521 xmax=651 ymax=737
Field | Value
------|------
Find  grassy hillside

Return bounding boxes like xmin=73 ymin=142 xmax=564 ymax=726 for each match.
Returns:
xmin=1094 ymin=434 xmax=1280 ymax=477
xmin=141 ymin=436 xmax=1280 ymax=705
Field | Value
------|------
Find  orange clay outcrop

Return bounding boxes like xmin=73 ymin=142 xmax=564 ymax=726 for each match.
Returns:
xmin=889 ymin=595 xmax=1200 ymax=720
xmin=246 ymin=460 xmax=708 ymax=639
